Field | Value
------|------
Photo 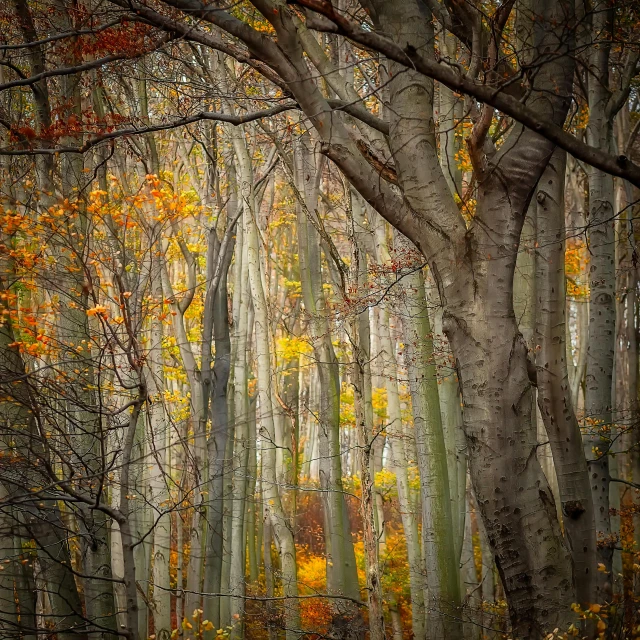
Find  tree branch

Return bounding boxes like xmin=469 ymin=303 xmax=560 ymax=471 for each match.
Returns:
xmin=0 ymin=18 xmax=126 ymax=50
xmin=107 ymin=0 xmax=292 ymax=94
xmin=0 ymin=103 xmax=300 ymax=155
xmin=290 ymin=0 xmax=640 ymax=188
xmin=0 ymin=97 xmax=389 ymax=155
xmin=610 ymin=477 xmax=640 ymax=491
xmin=0 ymin=49 xmax=161 ymax=93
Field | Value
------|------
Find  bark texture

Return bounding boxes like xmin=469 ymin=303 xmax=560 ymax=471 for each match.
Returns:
xmin=534 ymin=149 xmax=597 ymax=607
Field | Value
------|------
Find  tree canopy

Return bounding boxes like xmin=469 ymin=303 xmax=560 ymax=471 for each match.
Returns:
xmin=0 ymin=1 xmax=639 ymax=639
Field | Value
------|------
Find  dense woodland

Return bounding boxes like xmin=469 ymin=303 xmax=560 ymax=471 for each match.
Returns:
xmin=1 ymin=0 xmax=640 ymax=639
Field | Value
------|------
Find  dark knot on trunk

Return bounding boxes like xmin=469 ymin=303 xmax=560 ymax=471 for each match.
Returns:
xmin=563 ymin=500 xmax=585 ymax=519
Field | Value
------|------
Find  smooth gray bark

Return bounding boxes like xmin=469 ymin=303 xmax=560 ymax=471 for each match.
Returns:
xmin=397 ymin=254 xmax=461 ymax=639
xmin=584 ymin=2 xmax=617 ymax=589
xmin=534 ymin=149 xmax=597 ymax=607
xmin=291 ymin=134 xmax=360 ymax=610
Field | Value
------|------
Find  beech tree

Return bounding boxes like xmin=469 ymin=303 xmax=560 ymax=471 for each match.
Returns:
xmin=1 ymin=1 xmax=640 ymax=639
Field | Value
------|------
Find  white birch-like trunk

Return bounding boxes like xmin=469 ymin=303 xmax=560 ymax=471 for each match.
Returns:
xmin=534 ymin=149 xmax=597 ymax=608
xmin=146 ymin=242 xmax=172 ymax=638
xmin=230 ymin=124 xmax=300 ymax=638
xmin=378 ymin=307 xmax=425 ymax=638
xmin=229 ymin=212 xmax=250 ymax=637
xmin=291 ymin=133 xmax=361 ymax=612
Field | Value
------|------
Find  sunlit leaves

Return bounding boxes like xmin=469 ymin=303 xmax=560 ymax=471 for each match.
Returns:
xmin=565 ymin=239 xmax=588 ymax=299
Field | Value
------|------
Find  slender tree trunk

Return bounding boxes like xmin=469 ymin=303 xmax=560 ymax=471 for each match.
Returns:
xmin=0 ymin=484 xmax=19 ymax=638
xmin=459 ymin=486 xmax=481 ymax=639
xmin=398 ymin=253 xmax=461 ymax=639
xmin=229 ymin=218 xmax=250 ymax=638
xmin=569 ymin=301 xmax=589 ymax=410
xmin=615 ymin=175 xmax=640 ymax=616
xmin=116 ymin=371 xmax=147 ymax=640
xmin=584 ymin=2 xmax=616 ymax=588
xmin=426 ymin=277 xmax=467 ymax=569
xmin=246 ymin=399 xmax=259 ymax=585
xmin=131 ymin=417 xmax=151 ymax=640
xmin=217 ymin=324 xmax=235 ymax=631
xmin=389 ymin=602 xmax=403 ymax=640
xmin=349 ymin=313 xmax=385 ymax=640
xmin=146 ymin=237 xmax=172 ymax=638
xmin=262 ymin=492 xmax=277 ymax=640
xmin=291 ymin=134 xmax=360 ymax=613
xmin=378 ymin=306 xmax=425 ymax=638
xmin=534 ymin=149 xmax=597 ymax=608
xmin=231 ymin=125 xmax=300 ymax=639
xmin=202 ymin=219 xmax=234 ymax=627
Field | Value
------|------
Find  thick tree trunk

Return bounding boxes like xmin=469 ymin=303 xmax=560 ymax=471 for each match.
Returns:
xmin=307 ymin=2 xmax=579 ymax=631
xmin=444 ymin=163 xmax=575 ymax=634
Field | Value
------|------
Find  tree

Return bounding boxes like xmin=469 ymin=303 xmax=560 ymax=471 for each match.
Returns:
xmin=1 ymin=1 xmax=640 ymax=638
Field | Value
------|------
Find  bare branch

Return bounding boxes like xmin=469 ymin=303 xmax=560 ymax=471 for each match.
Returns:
xmin=0 ymin=98 xmax=389 ymax=155
xmin=0 ymin=48 xmax=163 ymax=93
xmin=0 ymin=18 xmax=126 ymax=50
xmin=291 ymin=0 xmax=640 ymax=188
xmin=106 ymin=0 xmax=292 ymax=93
xmin=0 ymin=103 xmax=300 ymax=155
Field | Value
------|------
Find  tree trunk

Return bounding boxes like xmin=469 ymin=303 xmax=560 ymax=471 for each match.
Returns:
xmin=349 ymin=314 xmax=385 ymax=640
xmin=378 ymin=306 xmax=425 ymax=638
xmin=534 ymin=149 xmax=597 ymax=607
xmin=398 ymin=254 xmax=461 ymax=639
xmin=228 ymin=215 xmax=250 ymax=638
xmin=231 ymin=124 xmax=300 ymax=639
xmin=292 ymin=133 xmax=360 ymax=607
xmin=584 ymin=1 xmax=616 ymax=588
xmin=146 ymin=235 xmax=172 ymax=638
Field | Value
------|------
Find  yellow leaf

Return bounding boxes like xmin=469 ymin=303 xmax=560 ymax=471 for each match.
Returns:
xmin=87 ymin=305 xmax=108 ymax=317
